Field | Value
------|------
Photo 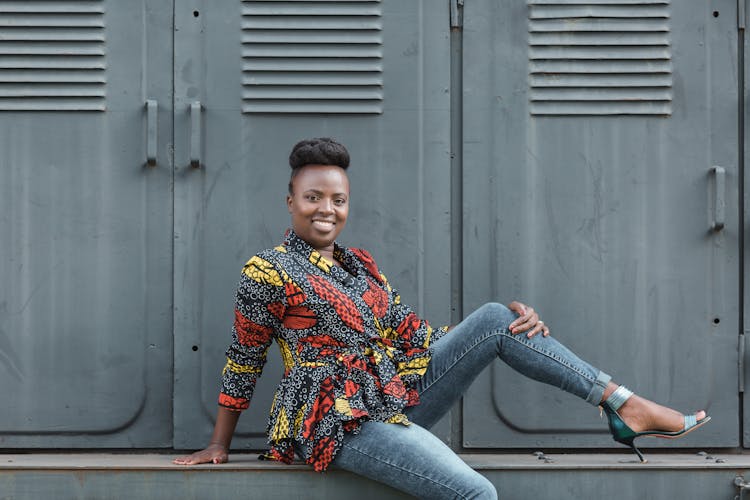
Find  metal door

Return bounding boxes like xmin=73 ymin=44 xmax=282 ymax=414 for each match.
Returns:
xmin=461 ymin=0 xmax=739 ymax=449
xmin=0 ymin=1 xmax=174 ymax=446
xmin=172 ymin=0 xmax=452 ymax=449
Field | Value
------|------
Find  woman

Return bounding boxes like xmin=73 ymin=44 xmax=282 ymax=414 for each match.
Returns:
xmin=175 ymin=138 xmax=709 ymax=499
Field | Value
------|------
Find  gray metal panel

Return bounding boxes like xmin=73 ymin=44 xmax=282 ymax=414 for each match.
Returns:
xmin=462 ymin=0 xmax=738 ymax=448
xmin=0 ymin=1 xmax=174 ymax=447
xmin=173 ymin=0 xmax=451 ymax=450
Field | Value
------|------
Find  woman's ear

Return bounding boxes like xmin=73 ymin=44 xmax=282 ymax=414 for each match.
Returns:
xmin=286 ymin=194 xmax=293 ymax=213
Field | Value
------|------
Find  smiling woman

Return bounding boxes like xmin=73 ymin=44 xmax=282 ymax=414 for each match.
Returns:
xmin=174 ymin=138 xmax=710 ymax=500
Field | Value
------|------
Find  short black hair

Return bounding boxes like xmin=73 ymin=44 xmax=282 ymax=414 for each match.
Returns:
xmin=288 ymin=137 xmax=350 ymax=193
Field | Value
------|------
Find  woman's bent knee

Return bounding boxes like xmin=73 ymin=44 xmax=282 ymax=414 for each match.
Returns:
xmin=475 ymin=302 xmax=515 ymax=330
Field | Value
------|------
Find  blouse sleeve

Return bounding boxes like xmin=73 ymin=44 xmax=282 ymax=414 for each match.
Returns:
xmin=350 ymin=246 xmax=449 ymax=351
xmin=218 ymin=255 xmax=286 ymax=411
xmin=383 ymin=279 xmax=450 ymax=351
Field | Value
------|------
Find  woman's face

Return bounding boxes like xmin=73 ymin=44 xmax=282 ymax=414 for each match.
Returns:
xmin=287 ymin=164 xmax=350 ymax=255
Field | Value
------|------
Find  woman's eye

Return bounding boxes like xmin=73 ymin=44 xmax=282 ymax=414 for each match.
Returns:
xmin=334 ymin=199 xmax=346 ymax=206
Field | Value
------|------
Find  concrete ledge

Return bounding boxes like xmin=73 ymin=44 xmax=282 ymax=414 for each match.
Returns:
xmin=2 ymin=453 xmax=750 ymax=499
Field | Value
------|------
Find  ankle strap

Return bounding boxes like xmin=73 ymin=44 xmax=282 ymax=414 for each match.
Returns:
xmin=605 ymin=385 xmax=634 ymax=411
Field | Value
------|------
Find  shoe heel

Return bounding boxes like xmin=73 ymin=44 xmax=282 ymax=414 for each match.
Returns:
xmin=613 ymin=433 xmax=647 ymax=463
xmin=628 ymin=440 xmax=647 ymax=464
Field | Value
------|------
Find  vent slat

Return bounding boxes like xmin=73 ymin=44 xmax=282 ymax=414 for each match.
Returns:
xmin=243 ymin=71 xmax=381 ymax=86
xmin=242 ymin=29 xmax=381 ymax=44
xmin=242 ymin=0 xmax=382 ymax=114
xmin=0 ymin=41 xmax=105 ymax=55
xmin=530 ymin=60 xmax=671 ymax=73
xmin=243 ymin=43 xmax=381 ymax=58
xmin=0 ymin=97 xmax=104 ymax=111
xmin=530 ymin=87 xmax=671 ymax=101
xmin=0 ymin=1 xmax=104 ymax=13
xmin=243 ymin=57 xmax=381 ymax=72
xmin=242 ymin=1 xmax=381 ymax=16
xmin=530 ymin=46 xmax=670 ymax=60
xmin=529 ymin=0 xmax=668 ymax=4
xmin=0 ymin=27 xmax=104 ymax=41
xmin=531 ymin=101 xmax=671 ymax=115
xmin=242 ymin=99 xmax=382 ymax=114
xmin=0 ymin=82 xmax=104 ymax=96
xmin=529 ymin=18 xmax=669 ymax=32
xmin=0 ymin=14 xmax=103 ymax=27
xmin=529 ymin=32 xmax=668 ymax=46
xmin=531 ymin=73 xmax=672 ymax=87
xmin=0 ymin=56 xmax=105 ymax=69
xmin=242 ymin=15 xmax=381 ymax=30
xmin=243 ymin=85 xmax=382 ymax=100
xmin=529 ymin=5 xmax=668 ymax=18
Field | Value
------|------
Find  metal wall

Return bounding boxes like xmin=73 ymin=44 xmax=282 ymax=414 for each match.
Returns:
xmin=0 ymin=0 xmax=744 ymax=455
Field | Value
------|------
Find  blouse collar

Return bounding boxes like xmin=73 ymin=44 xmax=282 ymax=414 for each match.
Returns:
xmin=282 ymin=229 xmax=361 ymax=279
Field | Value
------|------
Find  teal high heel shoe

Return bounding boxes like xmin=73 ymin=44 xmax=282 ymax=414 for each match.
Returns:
xmin=601 ymin=386 xmax=711 ymax=463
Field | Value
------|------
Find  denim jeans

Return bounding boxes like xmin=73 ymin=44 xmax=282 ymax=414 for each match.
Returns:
xmin=332 ymin=302 xmax=611 ymax=499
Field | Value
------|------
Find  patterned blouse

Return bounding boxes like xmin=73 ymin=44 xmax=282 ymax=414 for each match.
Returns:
xmin=219 ymin=230 xmax=449 ymax=471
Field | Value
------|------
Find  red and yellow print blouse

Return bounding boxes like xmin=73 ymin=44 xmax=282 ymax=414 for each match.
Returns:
xmin=219 ymin=230 xmax=448 ymax=471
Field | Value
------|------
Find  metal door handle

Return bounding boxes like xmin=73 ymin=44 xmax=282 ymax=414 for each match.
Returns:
xmin=735 ymin=475 xmax=750 ymax=499
xmin=710 ymin=166 xmax=725 ymax=231
xmin=146 ymin=99 xmax=157 ymax=166
xmin=190 ymin=101 xmax=202 ymax=168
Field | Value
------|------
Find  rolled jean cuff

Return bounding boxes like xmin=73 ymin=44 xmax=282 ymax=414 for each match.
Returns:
xmin=585 ymin=370 xmax=611 ymax=406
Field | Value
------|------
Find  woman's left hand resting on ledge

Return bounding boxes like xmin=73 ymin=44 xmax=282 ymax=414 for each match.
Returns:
xmin=508 ymin=301 xmax=550 ymax=338
xmin=173 ymin=443 xmax=228 ymax=465
xmin=173 ymin=406 xmax=240 ymax=465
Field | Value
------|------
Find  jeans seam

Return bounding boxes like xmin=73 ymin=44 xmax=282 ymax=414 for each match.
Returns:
xmin=501 ymin=331 xmax=597 ymax=384
xmin=340 ymin=441 xmax=475 ymax=500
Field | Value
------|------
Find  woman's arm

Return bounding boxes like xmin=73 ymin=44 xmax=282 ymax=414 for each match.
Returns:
xmin=174 ymin=254 xmax=286 ymax=465
xmin=173 ymin=407 xmax=241 ymax=465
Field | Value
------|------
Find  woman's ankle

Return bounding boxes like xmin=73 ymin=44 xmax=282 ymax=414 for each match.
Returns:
xmin=599 ymin=382 xmax=619 ymax=405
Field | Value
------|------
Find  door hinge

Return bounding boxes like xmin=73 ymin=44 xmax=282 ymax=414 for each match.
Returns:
xmin=450 ymin=0 xmax=464 ymax=29
xmin=740 ymin=333 xmax=746 ymax=393
xmin=740 ymin=0 xmax=746 ymax=30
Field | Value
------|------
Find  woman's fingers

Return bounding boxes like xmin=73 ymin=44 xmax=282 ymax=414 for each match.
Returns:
xmin=507 ymin=301 xmax=529 ymax=331
xmin=173 ymin=448 xmax=227 ymax=465
xmin=507 ymin=302 xmax=551 ymax=338
xmin=509 ymin=304 xmax=535 ymax=332
xmin=539 ymin=321 xmax=550 ymax=337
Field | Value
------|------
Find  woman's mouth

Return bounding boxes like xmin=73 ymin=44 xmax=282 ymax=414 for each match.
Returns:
xmin=312 ymin=220 xmax=335 ymax=231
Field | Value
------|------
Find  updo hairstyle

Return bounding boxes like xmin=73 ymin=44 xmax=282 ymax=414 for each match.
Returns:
xmin=288 ymin=138 xmax=350 ymax=193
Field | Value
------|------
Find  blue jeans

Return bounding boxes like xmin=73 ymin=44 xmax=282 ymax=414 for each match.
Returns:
xmin=332 ymin=302 xmax=612 ymax=499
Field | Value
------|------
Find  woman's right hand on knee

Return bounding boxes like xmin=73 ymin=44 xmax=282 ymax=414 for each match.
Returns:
xmin=173 ymin=443 xmax=229 ymax=465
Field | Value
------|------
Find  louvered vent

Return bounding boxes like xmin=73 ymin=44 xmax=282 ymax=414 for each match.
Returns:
xmin=528 ymin=0 xmax=672 ymax=116
xmin=241 ymin=0 xmax=383 ymax=114
xmin=0 ymin=0 xmax=105 ymax=111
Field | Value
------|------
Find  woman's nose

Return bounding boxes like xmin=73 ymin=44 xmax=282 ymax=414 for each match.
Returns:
xmin=318 ymin=199 xmax=334 ymax=213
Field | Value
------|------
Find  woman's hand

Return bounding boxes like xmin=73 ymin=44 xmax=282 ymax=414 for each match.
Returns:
xmin=508 ymin=301 xmax=550 ymax=338
xmin=173 ymin=443 xmax=229 ymax=465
